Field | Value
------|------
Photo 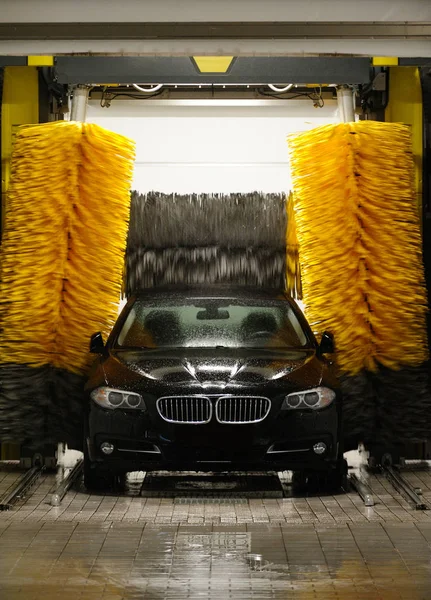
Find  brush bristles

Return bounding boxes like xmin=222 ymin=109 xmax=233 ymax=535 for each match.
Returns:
xmin=125 ymin=192 xmax=288 ymax=293
xmin=126 ymin=247 xmax=286 ymax=295
xmin=0 ymin=365 xmax=85 ymax=448
xmin=128 ymin=191 xmax=287 ymax=250
xmin=286 ymin=192 xmax=302 ymax=299
xmin=0 ymin=365 xmax=51 ymax=445
xmin=0 ymin=121 xmax=135 ymax=374
xmin=289 ymin=121 xmax=428 ymax=376
xmin=341 ymin=365 xmax=431 ymax=448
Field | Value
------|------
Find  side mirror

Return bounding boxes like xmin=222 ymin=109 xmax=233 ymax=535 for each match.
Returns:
xmin=90 ymin=332 xmax=105 ymax=354
xmin=319 ymin=331 xmax=335 ymax=355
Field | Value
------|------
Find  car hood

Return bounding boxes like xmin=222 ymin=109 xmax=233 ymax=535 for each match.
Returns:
xmin=99 ymin=348 xmax=323 ymax=390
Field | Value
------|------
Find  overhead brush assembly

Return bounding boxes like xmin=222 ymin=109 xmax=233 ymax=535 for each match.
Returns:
xmin=0 ymin=121 xmax=135 ymax=449
xmin=125 ymin=191 xmax=288 ymax=295
xmin=288 ymin=121 xmax=430 ymax=451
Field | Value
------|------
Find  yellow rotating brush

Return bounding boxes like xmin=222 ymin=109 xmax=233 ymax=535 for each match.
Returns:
xmin=289 ymin=121 xmax=430 ymax=448
xmin=0 ymin=121 xmax=135 ymax=448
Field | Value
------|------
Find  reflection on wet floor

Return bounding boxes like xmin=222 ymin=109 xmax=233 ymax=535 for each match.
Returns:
xmin=1 ymin=521 xmax=431 ymax=599
xmin=2 ymin=460 xmax=431 ymax=598
xmin=140 ymin=471 xmax=285 ymax=498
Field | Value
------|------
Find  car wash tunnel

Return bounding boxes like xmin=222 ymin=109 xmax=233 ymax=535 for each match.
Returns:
xmin=1 ymin=1 xmax=431 ymax=598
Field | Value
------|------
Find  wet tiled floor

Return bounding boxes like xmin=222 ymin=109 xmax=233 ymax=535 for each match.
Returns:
xmin=2 ymin=467 xmax=431 ymax=525
xmin=1 ymin=467 xmax=431 ymax=598
xmin=1 ymin=520 xmax=431 ymax=599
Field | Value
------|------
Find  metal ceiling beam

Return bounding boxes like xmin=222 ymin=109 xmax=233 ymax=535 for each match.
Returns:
xmin=1 ymin=22 xmax=431 ymax=41
xmin=399 ymin=58 xmax=431 ymax=67
xmin=0 ymin=57 xmax=26 ymax=66
xmin=54 ymin=57 xmax=371 ymax=85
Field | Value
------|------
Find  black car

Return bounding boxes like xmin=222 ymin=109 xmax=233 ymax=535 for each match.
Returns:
xmin=84 ymin=285 xmax=346 ymax=490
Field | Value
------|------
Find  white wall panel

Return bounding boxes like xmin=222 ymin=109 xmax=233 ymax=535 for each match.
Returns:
xmin=1 ymin=0 xmax=430 ymax=23
xmin=86 ymin=99 xmax=339 ymax=193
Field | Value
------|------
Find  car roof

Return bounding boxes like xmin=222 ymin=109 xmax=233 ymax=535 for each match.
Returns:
xmin=133 ymin=284 xmax=289 ymax=301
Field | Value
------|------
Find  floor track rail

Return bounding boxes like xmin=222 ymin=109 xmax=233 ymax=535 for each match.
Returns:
xmin=51 ymin=459 xmax=83 ymax=506
xmin=382 ymin=465 xmax=428 ymax=510
xmin=0 ymin=465 xmax=45 ymax=510
xmin=348 ymin=472 xmax=374 ymax=506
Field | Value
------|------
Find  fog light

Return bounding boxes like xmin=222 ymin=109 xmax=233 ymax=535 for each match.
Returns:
xmin=313 ymin=442 xmax=327 ymax=455
xmin=100 ymin=442 xmax=114 ymax=455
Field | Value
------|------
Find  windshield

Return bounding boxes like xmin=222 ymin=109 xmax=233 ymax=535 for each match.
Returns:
xmin=116 ymin=297 xmax=310 ymax=349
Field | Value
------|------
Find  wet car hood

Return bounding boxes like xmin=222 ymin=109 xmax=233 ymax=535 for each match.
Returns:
xmin=98 ymin=347 xmax=324 ymax=390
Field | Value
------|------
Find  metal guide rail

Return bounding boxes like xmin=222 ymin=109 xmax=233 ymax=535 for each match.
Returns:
xmin=51 ymin=459 xmax=83 ymax=506
xmin=0 ymin=458 xmax=84 ymax=510
xmin=348 ymin=472 xmax=375 ymax=506
xmin=0 ymin=465 xmax=45 ymax=510
xmin=382 ymin=464 xmax=429 ymax=511
xmin=0 ymin=462 xmax=427 ymax=509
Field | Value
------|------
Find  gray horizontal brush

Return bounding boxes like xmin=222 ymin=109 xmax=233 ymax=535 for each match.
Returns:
xmin=126 ymin=191 xmax=288 ymax=294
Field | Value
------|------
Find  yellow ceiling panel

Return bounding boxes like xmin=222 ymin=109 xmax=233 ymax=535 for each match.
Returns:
xmin=193 ymin=56 xmax=234 ymax=73
xmin=27 ymin=56 xmax=54 ymax=66
xmin=372 ymin=57 xmax=399 ymax=66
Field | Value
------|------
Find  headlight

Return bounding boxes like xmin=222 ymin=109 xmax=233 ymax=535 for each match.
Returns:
xmin=90 ymin=387 xmax=146 ymax=410
xmin=282 ymin=387 xmax=335 ymax=410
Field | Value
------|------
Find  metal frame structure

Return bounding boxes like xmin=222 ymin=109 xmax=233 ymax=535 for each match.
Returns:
xmin=337 ymin=87 xmax=356 ymax=122
xmin=70 ymin=85 xmax=89 ymax=121
xmin=56 ymin=56 xmax=371 ymax=86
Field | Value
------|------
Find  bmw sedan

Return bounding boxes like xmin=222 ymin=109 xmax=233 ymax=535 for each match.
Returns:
xmin=84 ymin=285 xmax=345 ymax=490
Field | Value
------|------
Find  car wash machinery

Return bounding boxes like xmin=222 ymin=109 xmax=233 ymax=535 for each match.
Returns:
xmin=0 ymin=55 xmax=430 ymax=479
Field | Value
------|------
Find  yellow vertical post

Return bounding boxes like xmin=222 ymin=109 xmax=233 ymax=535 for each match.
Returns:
xmin=1 ymin=66 xmax=39 ymax=231
xmin=1 ymin=66 xmax=39 ymax=460
xmin=385 ymin=67 xmax=423 ymax=216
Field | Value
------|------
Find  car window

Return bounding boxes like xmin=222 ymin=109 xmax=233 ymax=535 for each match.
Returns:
xmin=116 ymin=298 xmax=309 ymax=349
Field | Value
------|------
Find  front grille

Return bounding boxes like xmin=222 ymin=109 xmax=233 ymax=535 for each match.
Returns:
xmin=157 ymin=396 xmax=212 ymax=424
xmin=216 ymin=396 xmax=271 ymax=424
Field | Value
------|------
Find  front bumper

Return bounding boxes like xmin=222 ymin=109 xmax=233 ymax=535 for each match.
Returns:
xmin=86 ymin=399 xmax=340 ymax=473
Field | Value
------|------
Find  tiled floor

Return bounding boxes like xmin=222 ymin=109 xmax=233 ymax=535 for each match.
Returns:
xmin=1 ymin=520 xmax=431 ymax=599
xmin=1 ymin=467 xmax=431 ymax=598
xmin=1 ymin=466 xmax=431 ymax=525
